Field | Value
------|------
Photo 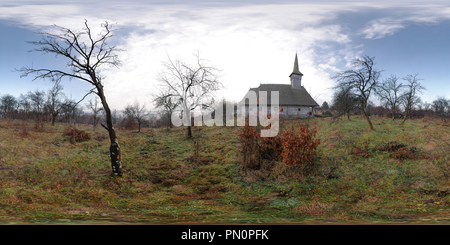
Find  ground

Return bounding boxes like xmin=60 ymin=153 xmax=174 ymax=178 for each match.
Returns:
xmin=1 ymin=116 xmax=450 ymax=224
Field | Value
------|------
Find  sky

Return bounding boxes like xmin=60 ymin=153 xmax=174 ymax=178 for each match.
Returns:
xmin=0 ymin=0 xmax=450 ymax=111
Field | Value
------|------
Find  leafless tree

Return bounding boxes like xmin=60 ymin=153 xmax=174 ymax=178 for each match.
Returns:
xmin=156 ymin=50 xmax=222 ymax=137
xmin=60 ymin=96 xmax=78 ymax=125
xmin=86 ymin=97 xmax=103 ymax=130
xmin=152 ymin=90 xmax=181 ymax=128
xmin=376 ymin=74 xmax=403 ymax=120
xmin=18 ymin=93 xmax=31 ymax=119
xmin=17 ymin=20 xmax=124 ymax=177
xmin=331 ymin=85 xmax=357 ymax=120
xmin=332 ymin=55 xmax=382 ymax=130
xmin=0 ymin=94 xmax=18 ymax=120
xmin=46 ymin=83 xmax=65 ymax=126
xmin=400 ymin=74 xmax=426 ymax=124
xmin=124 ymin=101 xmax=148 ymax=132
xmin=27 ymin=89 xmax=46 ymax=130
xmin=432 ymin=96 xmax=450 ymax=122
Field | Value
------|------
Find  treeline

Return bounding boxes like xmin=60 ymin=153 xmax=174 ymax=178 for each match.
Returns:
xmin=0 ymin=84 xmax=171 ymax=130
xmin=328 ymin=79 xmax=450 ymax=122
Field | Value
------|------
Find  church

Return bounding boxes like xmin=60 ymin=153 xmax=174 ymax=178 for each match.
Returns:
xmin=238 ymin=54 xmax=319 ymax=119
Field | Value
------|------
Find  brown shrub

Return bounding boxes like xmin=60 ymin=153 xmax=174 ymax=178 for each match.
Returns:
xmin=238 ymin=120 xmax=261 ymax=169
xmin=280 ymin=125 xmax=321 ymax=166
xmin=390 ymin=147 xmax=415 ymax=160
xmin=123 ymin=118 xmax=138 ymax=130
xmin=63 ymin=126 xmax=91 ymax=143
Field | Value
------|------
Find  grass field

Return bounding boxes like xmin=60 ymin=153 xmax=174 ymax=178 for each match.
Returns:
xmin=1 ymin=116 xmax=450 ymax=224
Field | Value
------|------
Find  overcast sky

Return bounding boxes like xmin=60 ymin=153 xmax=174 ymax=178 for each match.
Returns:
xmin=1 ymin=0 xmax=450 ymax=111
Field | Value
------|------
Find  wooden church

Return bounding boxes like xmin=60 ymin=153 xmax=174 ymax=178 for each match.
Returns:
xmin=238 ymin=53 xmax=319 ymax=119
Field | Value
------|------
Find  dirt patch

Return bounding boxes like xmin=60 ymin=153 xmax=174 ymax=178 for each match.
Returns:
xmin=423 ymin=141 xmax=437 ymax=151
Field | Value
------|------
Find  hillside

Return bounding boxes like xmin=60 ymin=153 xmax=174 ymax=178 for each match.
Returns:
xmin=1 ymin=116 xmax=450 ymax=224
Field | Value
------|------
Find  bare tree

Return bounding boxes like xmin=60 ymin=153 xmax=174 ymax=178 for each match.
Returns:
xmin=332 ymin=55 xmax=382 ymax=130
xmin=18 ymin=93 xmax=31 ymax=119
xmin=400 ymin=74 xmax=426 ymax=124
xmin=17 ymin=20 xmax=124 ymax=177
xmin=60 ymin=96 xmax=78 ymax=124
xmin=376 ymin=74 xmax=403 ymax=120
xmin=152 ymin=91 xmax=181 ymax=128
xmin=28 ymin=89 xmax=46 ymax=130
xmin=0 ymin=94 xmax=18 ymax=120
xmin=156 ymin=50 xmax=222 ymax=137
xmin=432 ymin=96 xmax=450 ymax=122
xmin=331 ymin=85 xmax=357 ymax=119
xmin=124 ymin=101 xmax=147 ymax=132
xmin=86 ymin=97 xmax=103 ymax=130
xmin=46 ymin=83 xmax=64 ymax=126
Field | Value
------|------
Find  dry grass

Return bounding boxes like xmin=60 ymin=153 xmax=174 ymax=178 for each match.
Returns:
xmin=1 ymin=117 xmax=450 ymax=223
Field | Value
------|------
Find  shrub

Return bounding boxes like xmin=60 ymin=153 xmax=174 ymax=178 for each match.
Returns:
xmin=280 ymin=125 xmax=321 ymax=166
xmin=63 ymin=126 xmax=91 ymax=143
xmin=260 ymin=125 xmax=283 ymax=160
xmin=238 ymin=120 xmax=261 ymax=169
xmin=323 ymin=111 xmax=332 ymax=116
xmin=123 ymin=117 xmax=138 ymax=130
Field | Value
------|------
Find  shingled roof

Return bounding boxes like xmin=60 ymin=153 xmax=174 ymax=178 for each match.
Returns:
xmin=240 ymin=84 xmax=319 ymax=107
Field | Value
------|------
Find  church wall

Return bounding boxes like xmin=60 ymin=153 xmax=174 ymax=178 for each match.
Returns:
xmin=239 ymin=105 xmax=314 ymax=119
xmin=279 ymin=106 xmax=313 ymax=119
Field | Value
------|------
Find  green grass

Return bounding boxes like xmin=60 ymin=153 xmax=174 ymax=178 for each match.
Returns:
xmin=1 ymin=116 xmax=450 ymax=223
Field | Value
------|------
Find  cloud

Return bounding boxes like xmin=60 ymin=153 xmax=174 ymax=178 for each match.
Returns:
xmin=2 ymin=1 xmax=450 ymax=110
xmin=360 ymin=18 xmax=406 ymax=39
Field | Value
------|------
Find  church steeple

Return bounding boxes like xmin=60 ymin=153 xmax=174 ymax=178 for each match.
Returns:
xmin=289 ymin=53 xmax=303 ymax=89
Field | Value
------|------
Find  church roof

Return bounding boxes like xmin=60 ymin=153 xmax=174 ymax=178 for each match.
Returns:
xmin=240 ymin=84 xmax=319 ymax=107
xmin=289 ymin=53 xmax=303 ymax=77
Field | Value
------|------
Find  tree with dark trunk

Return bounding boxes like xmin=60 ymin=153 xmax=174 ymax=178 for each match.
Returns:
xmin=18 ymin=20 xmax=124 ymax=177
xmin=332 ymin=55 xmax=382 ymax=130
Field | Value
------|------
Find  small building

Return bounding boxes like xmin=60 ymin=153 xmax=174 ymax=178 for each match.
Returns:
xmin=238 ymin=53 xmax=319 ymax=119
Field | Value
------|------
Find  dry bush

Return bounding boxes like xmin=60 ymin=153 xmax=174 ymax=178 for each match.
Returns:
xmin=260 ymin=125 xmax=283 ymax=160
xmin=14 ymin=121 xmax=30 ymax=138
xmin=63 ymin=126 xmax=91 ymax=143
xmin=376 ymin=141 xmax=430 ymax=161
xmin=280 ymin=125 xmax=321 ymax=166
xmin=123 ymin=117 xmax=138 ymax=131
xmin=390 ymin=147 xmax=416 ymax=160
xmin=238 ymin=121 xmax=262 ymax=169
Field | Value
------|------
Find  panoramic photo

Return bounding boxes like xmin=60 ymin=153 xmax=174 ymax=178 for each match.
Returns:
xmin=1 ymin=0 xmax=450 ymax=232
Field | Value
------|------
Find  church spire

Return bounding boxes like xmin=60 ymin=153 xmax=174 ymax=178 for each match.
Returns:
xmin=289 ymin=53 xmax=303 ymax=89
xmin=291 ymin=53 xmax=303 ymax=76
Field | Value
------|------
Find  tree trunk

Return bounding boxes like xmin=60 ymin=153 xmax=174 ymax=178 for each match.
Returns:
xmin=187 ymin=125 xmax=192 ymax=138
xmin=98 ymin=87 xmax=123 ymax=177
xmin=401 ymin=110 xmax=408 ymax=124
xmin=108 ymin=129 xmax=122 ymax=177
xmin=362 ymin=106 xmax=374 ymax=130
